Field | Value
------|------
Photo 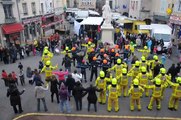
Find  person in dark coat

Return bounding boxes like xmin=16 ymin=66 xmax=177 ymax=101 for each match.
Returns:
xmin=167 ymin=64 xmax=177 ymax=82
xmin=85 ymin=84 xmax=102 ymax=112
xmin=65 ymin=74 xmax=75 ymax=97
xmin=7 ymin=84 xmax=25 ymax=114
xmin=32 ymin=69 xmax=44 ymax=86
xmin=175 ymin=63 xmax=180 ymax=75
xmin=62 ymin=54 xmax=72 ymax=72
xmin=50 ymin=75 xmax=60 ymax=103
xmin=72 ymin=81 xmax=86 ymax=111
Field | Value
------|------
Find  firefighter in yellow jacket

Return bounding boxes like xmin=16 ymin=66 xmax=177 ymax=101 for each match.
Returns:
xmin=138 ymin=46 xmax=150 ymax=58
xmin=108 ymin=59 xmax=127 ymax=78
xmin=82 ymin=41 xmax=95 ymax=53
xmin=153 ymin=68 xmax=171 ymax=98
xmin=144 ymin=78 xmax=167 ymax=110
xmin=107 ymin=78 xmax=120 ymax=112
xmin=95 ymin=71 xmax=107 ymax=104
xmin=116 ymin=68 xmax=132 ymax=97
xmin=128 ymin=78 xmax=144 ymax=111
xmin=136 ymin=66 xmax=152 ymax=97
xmin=140 ymin=56 xmax=150 ymax=71
xmin=41 ymin=61 xmax=58 ymax=83
xmin=41 ymin=49 xmax=53 ymax=64
xmin=128 ymin=61 xmax=141 ymax=79
xmin=167 ymin=77 xmax=181 ymax=111
xmin=61 ymin=46 xmax=71 ymax=57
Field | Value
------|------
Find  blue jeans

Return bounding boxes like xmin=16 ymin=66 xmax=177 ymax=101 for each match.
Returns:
xmin=60 ymin=100 xmax=71 ymax=113
xmin=37 ymin=98 xmax=48 ymax=112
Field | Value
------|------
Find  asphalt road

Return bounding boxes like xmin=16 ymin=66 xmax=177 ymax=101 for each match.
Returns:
xmin=0 ymin=50 xmax=180 ymax=120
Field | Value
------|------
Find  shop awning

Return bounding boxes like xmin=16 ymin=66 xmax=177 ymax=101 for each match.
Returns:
xmin=80 ymin=17 xmax=103 ymax=25
xmin=2 ymin=23 xmax=24 ymax=34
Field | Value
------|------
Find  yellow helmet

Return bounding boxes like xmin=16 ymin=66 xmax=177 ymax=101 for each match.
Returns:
xmin=44 ymin=49 xmax=48 ymax=54
xmin=141 ymin=66 xmax=146 ymax=72
xmin=88 ymin=41 xmax=91 ymax=45
xmin=155 ymin=78 xmax=161 ymax=85
xmin=122 ymin=68 xmax=127 ymax=74
xmin=153 ymin=55 xmax=158 ymax=60
xmin=141 ymin=56 xmax=146 ymax=61
xmin=65 ymin=47 xmax=69 ymax=51
xmin=100 ymin=71 xmax=105 ymax=78
xmin=133 ymin=78 xmax=139 ymax=86
xmin=176 ymin=77 xmax=181 ymax=84
xmin=112 ymin=78 xmax=117 ymax=85
xmin=135 ymin=61 xmax=140 ymax=66
xmin=44 ymin=46 xmax=48 ymax=50
xmin=160 ymin=68 xmax=166 ymax=74
xmin=144 ymin=46 xmax=148 ymax=50
xmin=117 ymin=59 xmax=121 ymax=64
xmin=46 ymin=61 xmax=51 ymax=66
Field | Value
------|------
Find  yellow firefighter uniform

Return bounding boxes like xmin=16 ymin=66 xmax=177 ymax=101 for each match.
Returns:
xmin=136 ymin=67 xmax=152 ymax=97
xmin=140 ymin=56 xmax=150 ymax=71
xmin=128 ymin=79 xmax=144 ymax=111
xmin=150 ymin=55 xmax=161 ymax=71
xmin=95 ymin=71 xmax=107 ymax=104
xmin=107 ymin=78 xmax=120 ymax=112
xmin=167 ymin=77 xmax=181 ymax=111
xmin=41 ymin=61 xmax=58 ymax=79
xmin=41 ymin=50 xmax=53 ymax=64
xmin=138 ymin=46 xmax=150 ymax=58
xmin=153 ymin=68 xmax=171 ymax=97
xmin=61 ymin=46 xmax=71 ymax=57
xmin=145 ymin=78 xmax=167 ymax=110
xmin=116 ymin=68 xmax=132 ymax=97
xmin=128 ymin=61 xmax=141 ymax=79
xmin=108 ymin=59 xmax=127 ymax=77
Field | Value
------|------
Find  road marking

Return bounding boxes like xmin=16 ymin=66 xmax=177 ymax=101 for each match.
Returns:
xmin=13 ymin=113 xmax=181 ymax=120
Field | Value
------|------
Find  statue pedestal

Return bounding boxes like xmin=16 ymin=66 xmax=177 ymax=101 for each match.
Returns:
xmin=101 ymin=24 xmax=114 ymax=45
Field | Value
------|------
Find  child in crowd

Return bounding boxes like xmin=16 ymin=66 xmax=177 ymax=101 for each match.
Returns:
xmin=161 ymin=53 xmax=166 ymax=66
xmin=39 ymin=61 xmax=44 ymax=73
xmin=19 ymin=70 xmax=25 ymax=86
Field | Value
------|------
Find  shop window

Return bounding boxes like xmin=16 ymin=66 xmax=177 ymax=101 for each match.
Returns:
xmin=22 ymin=3 xmax=28 ymax=15
xmin=31 ymin=2 xmax=36 ymax=15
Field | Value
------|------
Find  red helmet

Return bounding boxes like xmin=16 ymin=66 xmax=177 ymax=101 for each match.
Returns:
xmin=103 ymin=59 xmax=108 ymax=64
xmin=104 ymin=54 xmax=107 ymax=58
xmin=93 ymin=57 xmax=97 ymax=61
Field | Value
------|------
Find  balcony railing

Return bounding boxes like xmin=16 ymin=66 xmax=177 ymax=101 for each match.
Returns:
xmin=5 ymin=17 xmax=16 ymax=24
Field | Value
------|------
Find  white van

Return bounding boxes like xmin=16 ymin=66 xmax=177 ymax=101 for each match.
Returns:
xmin=139 ymin=24 xmax=172 ymax=52
xmin=150 ymin=24 xmax=172 ymax=49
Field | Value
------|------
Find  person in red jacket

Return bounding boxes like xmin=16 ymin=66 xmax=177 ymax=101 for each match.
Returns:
xmin=12 ymin=71 xmax=18 ymax=86
xmin=1 ymin=70 xmax=8 ymax=87
xmin=52 ymin=69 xmax=69 ymax=86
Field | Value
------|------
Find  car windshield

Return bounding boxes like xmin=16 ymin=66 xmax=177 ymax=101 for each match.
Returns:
xmin=154 ymin=34 xmax=171 ymax=42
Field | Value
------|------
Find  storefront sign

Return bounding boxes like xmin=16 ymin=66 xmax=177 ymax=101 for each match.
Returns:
xmin=41 ymin=20 xmax=63 ymax=28
xmin=169 ymin=15 xmax=181 ymax=25
xmin=22 ymin=17 xmax=41 ymax=24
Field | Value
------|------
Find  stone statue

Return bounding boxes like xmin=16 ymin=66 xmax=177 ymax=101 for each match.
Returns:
xmin=102 ymin=0 xmax=111 ymax=25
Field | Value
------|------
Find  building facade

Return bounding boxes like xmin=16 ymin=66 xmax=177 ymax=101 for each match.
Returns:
xmin=129 ymin=0 xmax=152 ymax=20
xmin=151 ymin=0 xmax=173 ymax=23
xmin=109 ymin=0 xmax=129 ymax=14
xmin=78 ymin=0 xmax=96 ymax=9
xmin=169 ymin=0 xmax=181 ymax=39
xmin=0 ymin=0 xmax=66 ymax=46
xmin=0 ymin=0 xmax=24 ymax=46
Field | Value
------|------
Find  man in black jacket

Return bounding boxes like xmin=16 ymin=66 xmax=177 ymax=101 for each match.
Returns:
xmin=89 ymin=57 xmax=99 ymax=82
xmin=62 ymin=54 xmax=72 ymax=72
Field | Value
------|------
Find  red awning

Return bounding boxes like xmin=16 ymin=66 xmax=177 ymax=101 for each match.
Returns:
xmin=2 ymin=23 xmax=24 ymax=34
